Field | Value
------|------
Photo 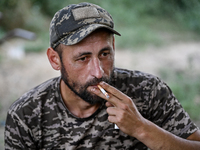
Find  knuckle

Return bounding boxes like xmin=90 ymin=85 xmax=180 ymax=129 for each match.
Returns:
xmin=126 ymin=97 xmax=133 ymax=104
xmin=120 ymin=103 xmax=129 ymax=111
xmin=108 ymin=115 xmax=112 ymax=121
xmin=111 ymin=90 xmax=118 ymax=96
xmin=117 ymin=113 xmax=125 ymax=124
xmin=106 ymin=107 xmax=112 ymax=113
xmin=118 ymin=110 xmax=125 ymax=119
xmin=116 ymin=116 xmax=121 ymax=123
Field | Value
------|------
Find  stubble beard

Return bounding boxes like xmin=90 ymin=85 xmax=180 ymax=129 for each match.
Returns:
xmin=60 ymin=62 xmax=113 ymax=105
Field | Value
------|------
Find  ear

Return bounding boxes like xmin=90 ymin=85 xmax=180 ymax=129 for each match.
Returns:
xmin=47 ymin=47 xmax=61 ymax=70
xmin=112 ymin=36 xmax=115 ymax=51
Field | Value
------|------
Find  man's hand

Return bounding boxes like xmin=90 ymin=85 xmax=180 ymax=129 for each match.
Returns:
xmin=90 ymin=81 xmax=200 ymax=150
xmin=91 ymin=82 xmax=145 ymax=138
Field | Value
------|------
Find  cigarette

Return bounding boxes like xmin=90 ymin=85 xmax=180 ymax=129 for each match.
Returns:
xmin=114 ymin=124 xmax=119 ymax=129
xmin=97 ymin=85 xmax=109 ymax=99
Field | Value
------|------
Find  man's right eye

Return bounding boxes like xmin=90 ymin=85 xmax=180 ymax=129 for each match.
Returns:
xmin=78 ymin=56 xmax=87 ymax=62
xmin=80 ymin=57 xmax=86 ymax=61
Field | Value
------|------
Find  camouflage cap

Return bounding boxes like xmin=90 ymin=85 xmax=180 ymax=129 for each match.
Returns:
xmin=50 ymin=2 xmax=121 ymax=49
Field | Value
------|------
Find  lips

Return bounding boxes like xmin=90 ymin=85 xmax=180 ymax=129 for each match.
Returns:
xmin=86 ymin=80 xmax=101 ymax=87
xmin=88 ymin=84 xmax=99 ymax=89
xmin=85 ymin=76 xmax=109 ymax=88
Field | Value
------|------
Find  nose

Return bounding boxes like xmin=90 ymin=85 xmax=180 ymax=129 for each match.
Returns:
xmin=90 ymin=58 xmax=104 ymax=79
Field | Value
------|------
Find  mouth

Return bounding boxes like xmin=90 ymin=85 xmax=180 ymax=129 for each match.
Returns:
xmin=88 ymin=84 xmax=99 ymax=89
xmin=87 ymin=81 xmax=101 ymax=87
xmin=86 ymin=83 xmax=101 ymax=94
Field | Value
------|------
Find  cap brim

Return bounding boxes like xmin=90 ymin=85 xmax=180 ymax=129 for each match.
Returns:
xmin=59 ymin=24 xmax=121 ymax=46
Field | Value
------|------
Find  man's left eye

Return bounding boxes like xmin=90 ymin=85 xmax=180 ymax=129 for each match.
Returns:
xmin=101 ymin=52 xmax=109 ymax=57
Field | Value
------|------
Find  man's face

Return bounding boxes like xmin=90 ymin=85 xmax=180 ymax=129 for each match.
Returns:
xmin=59 ymin=30 xmax=115 ymax=105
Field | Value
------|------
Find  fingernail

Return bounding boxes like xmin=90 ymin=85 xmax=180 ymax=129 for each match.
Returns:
xmin=91 ymin=87 xmax=96 ymax=92
xmin=100 ymin=81 xmax=105 ymax=85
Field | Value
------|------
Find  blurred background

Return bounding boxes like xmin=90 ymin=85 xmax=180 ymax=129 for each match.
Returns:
xmin=0 ymin=0 xmax=200 ymax=148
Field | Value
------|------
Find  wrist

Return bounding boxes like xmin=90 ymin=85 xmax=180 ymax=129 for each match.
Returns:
xmin=134 ymin=119 xmax=167 ymax=150
xmin=133 ymin=118 xmax=150 ymax=141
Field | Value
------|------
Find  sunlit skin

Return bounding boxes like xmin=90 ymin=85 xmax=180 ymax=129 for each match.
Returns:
xmin=47 ymin=30 xmax=115 ymax=118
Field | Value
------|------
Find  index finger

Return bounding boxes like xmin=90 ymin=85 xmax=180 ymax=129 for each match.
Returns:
xmin=97 ymin=85 xmax=110 ymax=99
xmin=89 ymin=85 xmax=120 ymax=107
xmin=99 ymin=82 xmax=129 ymax=103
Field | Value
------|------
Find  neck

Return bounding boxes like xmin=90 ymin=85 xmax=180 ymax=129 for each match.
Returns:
xmin=60 ymin=79 xmax=100 ymax=118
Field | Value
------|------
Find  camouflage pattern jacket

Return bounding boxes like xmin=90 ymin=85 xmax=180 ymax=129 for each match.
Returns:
xmin=5 ymin=68 xmax=198 ymax=150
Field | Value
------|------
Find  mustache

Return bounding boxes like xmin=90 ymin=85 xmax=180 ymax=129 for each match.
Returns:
xmin=85 ymin=77 xmax=110 ymax=87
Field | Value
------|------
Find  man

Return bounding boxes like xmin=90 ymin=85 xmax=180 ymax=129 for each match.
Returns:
xmin=4 ymin=2 xmax=200 ymax=150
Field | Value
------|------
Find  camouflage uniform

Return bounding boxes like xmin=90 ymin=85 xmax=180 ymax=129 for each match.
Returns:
xmin=5 ymin=68 xmax=198 ymax=150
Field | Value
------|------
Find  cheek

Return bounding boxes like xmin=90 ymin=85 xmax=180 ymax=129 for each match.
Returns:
xmin=108 ymin=54 xmax=115 ymax=66
xmin=67 ymin=63 xmax=88 ymax=79
xmin=103 ymin=58 xmax=114 ymax=74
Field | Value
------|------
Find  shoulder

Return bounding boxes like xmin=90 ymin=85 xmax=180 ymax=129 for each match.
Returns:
xmin=112 ymin=68 xmax=171 ymax=115
xmin=112 ymin=68 xmax=162 ymax=91
xmin=113 ymin=68 xmax=160 ymax=82
xmin=112 ymin=68 xmax=175 ymax=104
xmin=8 ymin=77 xmax=60 ymax=115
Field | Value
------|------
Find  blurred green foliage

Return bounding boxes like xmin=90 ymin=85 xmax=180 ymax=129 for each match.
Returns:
xmin=159 ymin=66 xmax=200 ymax=120
xmin=0 ymin=0 xmax=200 ymax=49
xmin=1 ymin=0 xmax=200 ymax=31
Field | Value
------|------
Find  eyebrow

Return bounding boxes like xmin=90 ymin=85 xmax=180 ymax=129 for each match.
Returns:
xmin=74 ymin=46 xmax=112 ymax=59
xmin=99 ymin=46 xmax=112 ymax=53
xmin=73 ymin=52 xmax=92 ymax=59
